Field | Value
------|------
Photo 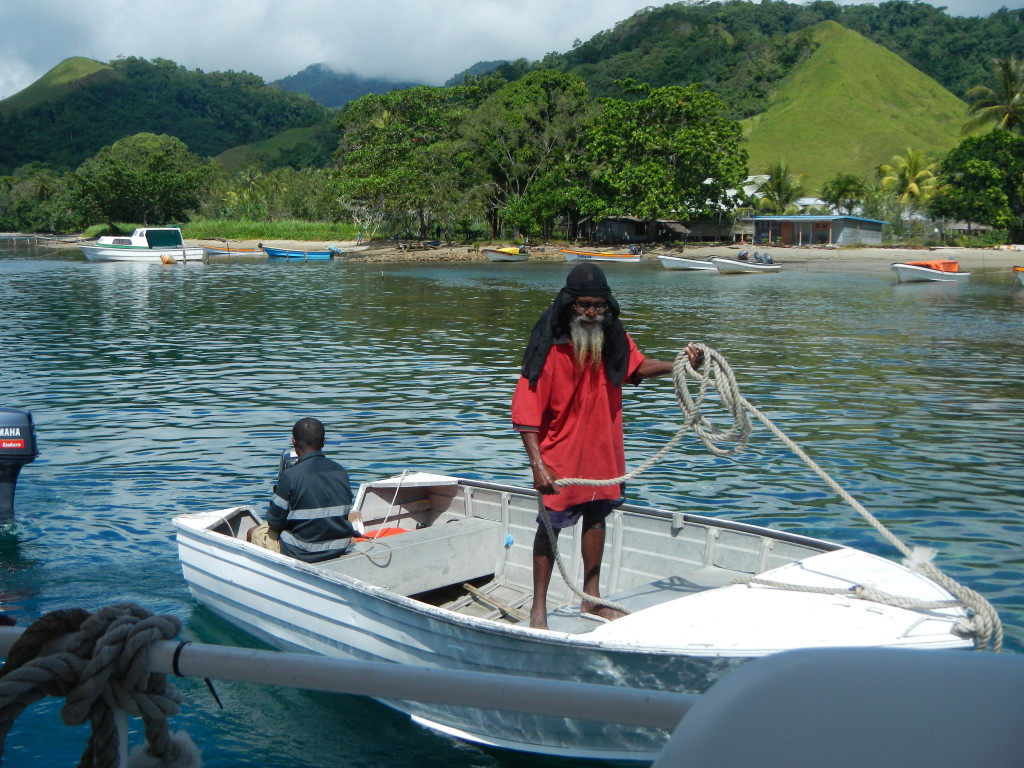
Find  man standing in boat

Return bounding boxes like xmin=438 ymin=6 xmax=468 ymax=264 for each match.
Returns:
xmin=248 ymin=417 xmax=357 ymax=562
xmin=512 ymin=263 xmax=702 ymax=629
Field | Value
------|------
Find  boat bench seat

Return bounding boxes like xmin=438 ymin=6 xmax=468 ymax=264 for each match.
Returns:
xmin=314 ymin=517 xmax=504 ymax=597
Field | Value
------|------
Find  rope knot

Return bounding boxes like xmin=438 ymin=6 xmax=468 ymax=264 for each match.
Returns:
xmin=0 ymin=603 xmax=199 ymax=768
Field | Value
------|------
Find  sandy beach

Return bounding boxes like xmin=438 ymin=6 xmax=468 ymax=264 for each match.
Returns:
xmin=188 ymin=238 xmax=1024 ymax=272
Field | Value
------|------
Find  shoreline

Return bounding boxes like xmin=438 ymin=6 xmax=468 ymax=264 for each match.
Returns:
xmin=21 ymin=233 xmax=1024 ymax=270
xmin=194 ymin=239 xmax=1024 ymax=271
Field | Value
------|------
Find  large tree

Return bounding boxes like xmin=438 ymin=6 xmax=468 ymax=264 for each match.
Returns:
xmin=334 ymin=85 xmax=484 ymax=239
xmin=582 ymin=82 xmax=748 ymax=231
xmin=63 ymin=133 xmax=215 ymax=228
xmin=963 ymin=55 xmax=1024 ymax=136
xmin=929 ymin=131 xmax=1024 ymax=241
xmin=460 ymin=70 xmax=595 ymax=239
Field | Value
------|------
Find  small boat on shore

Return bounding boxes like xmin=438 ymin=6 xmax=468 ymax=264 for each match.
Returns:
xmin=202 ymin=245 xmax=265 ymax=258
xmin=891 ymin=260 xmax=970 ymax=283
xmin=562 ymin=248 xmax=642 ymax=264
xmin=263 ymin=246 xmax=337 ymax=261
xmin=1014 ymin=266 xmax=1024 ymax=286
xmin=79 ymin=227 xmax=205 ymax=263
xmin=482 ymin=246 xmax=529 ymax=262
xmin=712 ymin=256 xmax=780 ymax=274
xmin=176 ymin=469 xmax=978 ymax=761
xmin=655 ymin=254 xmax=717 ymax=271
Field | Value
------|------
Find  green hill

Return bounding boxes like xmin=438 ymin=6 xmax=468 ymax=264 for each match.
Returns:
xmin=0 ymin=56 xmax=327 ymax=174
xmin=741 ymin=22 xmax=967 ymax=189
xmin=214 ymin=120 xmax=338 ymax=171
xmin=0 ymin=57 xmax=120 ymax=116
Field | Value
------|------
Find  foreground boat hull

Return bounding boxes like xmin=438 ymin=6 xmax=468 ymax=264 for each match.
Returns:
xmin=175 ymin=474 xmax=972 ymax=761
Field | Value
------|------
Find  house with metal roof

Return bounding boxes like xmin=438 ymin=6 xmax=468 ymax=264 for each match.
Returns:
xmin=745 ymin=215 xmax=888 ymax=246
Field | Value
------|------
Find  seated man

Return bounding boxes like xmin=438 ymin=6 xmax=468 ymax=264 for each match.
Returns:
xmin=247 ymin=417 xmax=356 ymax=562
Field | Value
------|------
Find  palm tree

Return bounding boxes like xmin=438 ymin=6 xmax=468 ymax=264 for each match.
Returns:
xmin=755 ymin=161 xmax=806 ymax=214
xmin=877 ymin=149 xmax=938 ymax=208
xmin=820 ymin=173 xmax=867 ymax=215
xmin=963 ymin=56 xmax=1024 ymax=135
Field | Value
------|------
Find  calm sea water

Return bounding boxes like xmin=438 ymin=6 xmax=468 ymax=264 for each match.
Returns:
xmin=2 ymin=240 xmax=1022 ymax=767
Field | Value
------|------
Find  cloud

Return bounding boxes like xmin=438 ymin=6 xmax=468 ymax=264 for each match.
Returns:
xmin=0 ymin=0 xmax=1017 ymax=100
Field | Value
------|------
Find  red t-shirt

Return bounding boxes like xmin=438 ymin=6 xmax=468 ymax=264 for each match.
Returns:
xmin=511 ymin=335 xmax=646 ymax=511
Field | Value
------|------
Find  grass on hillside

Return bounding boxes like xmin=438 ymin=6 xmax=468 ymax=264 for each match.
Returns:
xmin=0 ymin=57 xmax=116 ymax=116
xmin=215 ymin=125 xmax=327 ymax=172
xmin=741 ymin=21 xmax=967 ymax=190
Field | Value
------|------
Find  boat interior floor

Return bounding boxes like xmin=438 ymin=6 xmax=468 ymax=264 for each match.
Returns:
xmin=443 ymin=564 xmax=747 ymax=634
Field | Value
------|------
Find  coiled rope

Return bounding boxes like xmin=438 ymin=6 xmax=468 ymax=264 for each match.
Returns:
xmin=553 ymin=343 xmax=1002 ymax=651
xmin=0 ymin=603 xmax=201 ymax=767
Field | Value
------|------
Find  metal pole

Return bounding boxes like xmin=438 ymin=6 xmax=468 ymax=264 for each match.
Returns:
xmin=0 ymin=627 xmax=694 ymax=729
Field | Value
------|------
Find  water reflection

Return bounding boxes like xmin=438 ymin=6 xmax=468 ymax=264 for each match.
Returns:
xmin=1 ymin=246 xmax=1023 ymax=765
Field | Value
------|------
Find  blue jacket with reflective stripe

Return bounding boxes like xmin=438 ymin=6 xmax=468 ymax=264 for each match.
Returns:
xmin=266 ymin=451 xmax=355 ymax=562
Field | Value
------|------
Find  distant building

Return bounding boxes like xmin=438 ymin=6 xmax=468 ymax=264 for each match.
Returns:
xmin=577 ymin=215 xmax=690 ymax=243
xmin=744 ymin=215 xmax=888 ymax=246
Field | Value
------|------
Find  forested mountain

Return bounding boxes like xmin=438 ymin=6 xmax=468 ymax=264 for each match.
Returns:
xmin=535 ymin=0 xmax=1024 ymax=119
xmin=273 ymin=64 xmax=422 ymax=108
xmin=0 ymin=57 xmax=327 ymax=174
xmin=0 ymin=0 xmax=1019 ymax=179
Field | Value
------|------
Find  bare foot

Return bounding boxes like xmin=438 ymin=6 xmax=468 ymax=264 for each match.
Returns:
xmin=582 ymin=605 xmax=626 ymax=622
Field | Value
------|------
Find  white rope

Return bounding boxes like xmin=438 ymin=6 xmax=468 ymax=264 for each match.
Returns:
xmin=555 ymin=343 xmax=1003 ymax=652
xmin=0 ymin=603 xmax=201 ymax=767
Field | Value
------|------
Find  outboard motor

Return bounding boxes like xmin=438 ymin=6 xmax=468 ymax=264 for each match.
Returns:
xmin=0 ymin=408 xmax=39 ymax=520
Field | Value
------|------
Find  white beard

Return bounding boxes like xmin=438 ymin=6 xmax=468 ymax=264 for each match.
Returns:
xmin=570 ymin=314 xmax=605 ymax=369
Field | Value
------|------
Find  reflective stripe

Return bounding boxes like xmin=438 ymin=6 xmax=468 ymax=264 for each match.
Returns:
xmin=286 ymin=504 xmax=352 ymax=521
xmin=280 ymin=531 xmax=351 ymax=553
xmin=271 ymin=492 xmax=288 ymax=509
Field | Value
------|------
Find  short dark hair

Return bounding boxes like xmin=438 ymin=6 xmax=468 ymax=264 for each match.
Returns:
xmin=292 ymin=417 xmax=326 ymax=449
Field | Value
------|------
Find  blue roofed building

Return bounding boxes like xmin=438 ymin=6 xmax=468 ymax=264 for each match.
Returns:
xmin=746 ymin=215 xmax=888 ymax=246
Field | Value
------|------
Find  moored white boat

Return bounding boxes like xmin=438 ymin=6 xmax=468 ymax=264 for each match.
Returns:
xmin=655 ymin=254 xmax=717 ymax=271
xmin=175 ymin=471 xmax=976 ymax=762
xmin=891 ymin=260 xmax=970 ymax=283
xmin=79 ymin=227 xmax=205 ymax=263
xmin=712 ymin=256 xmax=780 ymax=274
xmin=482 ymin=246 xmax=529 ymax=262
xmin=562 ymin=248 xmax=642 ymax=263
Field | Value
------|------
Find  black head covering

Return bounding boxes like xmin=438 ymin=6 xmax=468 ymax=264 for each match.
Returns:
xmin=520 ymin=263 xmax=631 ymax=387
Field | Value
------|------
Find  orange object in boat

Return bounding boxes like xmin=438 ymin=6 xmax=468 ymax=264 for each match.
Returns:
xmin=354 ymin=527 xmax=407 ymax=542
xmin=904 ymin=260 xmax=961 ymax=272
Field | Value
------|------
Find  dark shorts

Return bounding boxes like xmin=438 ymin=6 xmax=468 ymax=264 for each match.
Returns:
xmin=538 ymin=498 xmax=619 ymax=530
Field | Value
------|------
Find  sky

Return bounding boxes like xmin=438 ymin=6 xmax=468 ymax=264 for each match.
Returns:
xmin=0 ymin=0 xmax=1019 ymax=102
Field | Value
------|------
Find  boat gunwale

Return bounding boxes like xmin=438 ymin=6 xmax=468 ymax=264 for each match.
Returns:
xmin=174 ymin=475 xmax=868 ymax=656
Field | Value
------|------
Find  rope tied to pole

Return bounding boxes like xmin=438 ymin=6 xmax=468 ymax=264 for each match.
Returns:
xmin=554 ymin=343 xmax=1002 ymax=651
xmin=0 ymin=603 xmax=201 ymax=767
